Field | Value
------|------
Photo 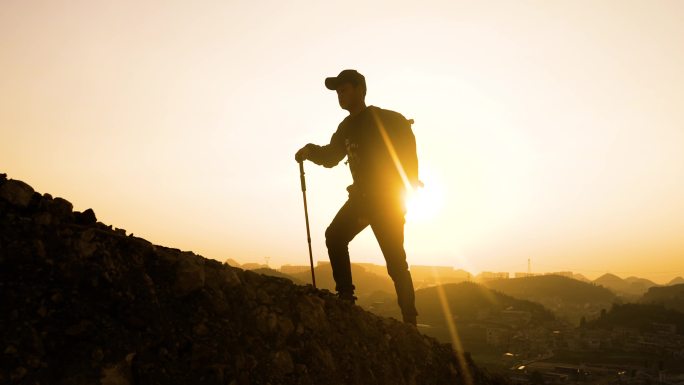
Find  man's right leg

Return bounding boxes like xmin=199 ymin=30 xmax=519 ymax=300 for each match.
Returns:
xmin=325 ymin=198 xmax=368 ymax=301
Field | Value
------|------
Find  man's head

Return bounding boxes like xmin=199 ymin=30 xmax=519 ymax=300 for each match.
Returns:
xmin=325 ymin=69 xmax=366 ymax=112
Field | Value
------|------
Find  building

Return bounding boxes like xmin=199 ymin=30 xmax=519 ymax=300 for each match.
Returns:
xmin=545 ymin=271 xmax=574 ymax=279
xmin=410 ymin=265 xmax=471 ymax=287
xmin=478 ymin=271 xmax=510 ymax=281
xmin=279 ymin=264 xmax=311 ymax=274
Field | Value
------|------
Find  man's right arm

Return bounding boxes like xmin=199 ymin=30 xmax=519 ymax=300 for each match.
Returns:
xmin=295 ymin=128 xmax=346 ymax=168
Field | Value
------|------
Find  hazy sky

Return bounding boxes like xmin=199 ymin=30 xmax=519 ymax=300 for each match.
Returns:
xmin=2 ymin=0 xmax=683 ymax=283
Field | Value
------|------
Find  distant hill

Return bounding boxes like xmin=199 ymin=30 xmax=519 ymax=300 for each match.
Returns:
xmin=585 ymin=303 xmax=684 ymax=335
xmin=223 ymin=258 xmax=241 ymax=267
xmin=625 ymin=276 xmax=659 ymax=293
xmin=483 ymin=275 xmax=617 ymax=324
xmin=572 ymin=273 xmax=591 ymax=283
xmin=639 ymin=283 xmax=684 ymax=312
xmin=414 ymin=282 xmax=557 ymax=352
xmin=289 ymin=263 xmax=395 ymax=303
xmin=415 ymin=282 xmax=555 ymax=328
xmin=250 ymin=267 xmax=304 ymax=284
xmin=668 ymin=276 xmax=684 ymax=286
xmin=594 ymin=273 xmax=626 ymax=293
xmin=241 ymin=262 xmax=269 ymax=270
xmin=484 ymin=275 xmax=616 ymax=305
xmin=593 ymin=273 xmax=658 ymax=298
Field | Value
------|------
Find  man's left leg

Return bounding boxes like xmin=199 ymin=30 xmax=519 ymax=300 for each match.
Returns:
xmin=370 ymin=208 xmax=418 ymax=325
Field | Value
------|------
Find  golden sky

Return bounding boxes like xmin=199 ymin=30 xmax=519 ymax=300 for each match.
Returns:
xmin=2 ymin=0 xmax=683 ymax=283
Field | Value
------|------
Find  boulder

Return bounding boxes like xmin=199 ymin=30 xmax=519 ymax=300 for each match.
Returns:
xmin=0 ymin=179 xmax=34 ymax=207
xmin=75 ymin=208 xmax=97 ymax=225
xmin=50 ymin=197 xmax=73 ymax=218
xmin=174 ymin=254 xmax=206 ymax=296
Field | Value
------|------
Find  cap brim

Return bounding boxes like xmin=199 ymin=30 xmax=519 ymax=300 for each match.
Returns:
xmin=325 ymin=77 xmax=339 ymax=90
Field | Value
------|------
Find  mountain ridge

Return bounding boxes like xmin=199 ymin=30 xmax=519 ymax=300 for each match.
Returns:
xmin=593 ymin=273 xmax=659 ymax=298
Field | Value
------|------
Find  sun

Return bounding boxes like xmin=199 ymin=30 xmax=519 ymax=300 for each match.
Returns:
xmin=404 ymin=168 xmax=444 ymax=223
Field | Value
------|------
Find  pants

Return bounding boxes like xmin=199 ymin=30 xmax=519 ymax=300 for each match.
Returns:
xmin=325 ymin=194 xmax=418 ymax=318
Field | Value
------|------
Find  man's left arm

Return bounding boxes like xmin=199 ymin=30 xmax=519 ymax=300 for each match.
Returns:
xmin=403 ymin=122 xmax=420 ymax=189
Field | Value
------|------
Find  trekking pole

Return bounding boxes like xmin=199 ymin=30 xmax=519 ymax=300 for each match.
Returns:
xmin=298 ymin=161 xmax=317 ymax=288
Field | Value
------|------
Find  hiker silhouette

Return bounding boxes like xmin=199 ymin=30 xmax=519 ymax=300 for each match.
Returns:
xmin=295 ymin=69 xmax=420 ymax=325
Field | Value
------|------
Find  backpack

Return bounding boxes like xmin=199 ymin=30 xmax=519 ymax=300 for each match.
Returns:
xmin=369 ymin=108 xmax=420 ymax=190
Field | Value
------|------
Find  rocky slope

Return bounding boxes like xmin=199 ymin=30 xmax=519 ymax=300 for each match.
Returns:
xmin=0 ymin=174 xmax=506 ymax=385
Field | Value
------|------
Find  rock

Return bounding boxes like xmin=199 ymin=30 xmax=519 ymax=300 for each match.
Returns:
xmin=50 ymin=292 xmax=63 ymax=303
xmin=75 ymin=208 xmax=97 ymax=225
xmin=32 ymin=239 xmax=47 ymax=259
xmin=296 ymin=295 xmax=328 ymax=331
xmin=0 ymin=179 xmax=34 ymax=207
xmin=272 ymin=350 xmax=294 ymax=375
xmin=10 ymin=367 xmax=27 ymax=382
xmin=77 ymin=228 xmax=98 ymax=258
xmin=190 ymin=343 xmax=215 ymax=368
xmin=174 ymin=255 xmax=206 ymax=296
xmin=50 ymin=197 xmax=73 ymax=218
xmin=276 ymin=315 xmax=295 ymax=341
xmin=33 ymin=212 xmax=53 ymax=226
xmin=27 ymin=355 xmax=42 ymax=368
xmin=310 ymin=342 xmax=336 ymax=372
xmin=254 ymin=306 xmax=278 ymax=334
xmin=222 ymin=268 xmax=242 ymax=288
xmin=92 ymin=348 xmax=104 ymax=362
xmin=256 ymin=288 xmax=273 ymax=304
xmin=100 ymin=366 xmax=131 ymax=385
xmin=100 ymin=353 xmax=135 ymax=385
xmin=66 ymin=320 xmax=94 ymax=336
xmin=193 ymin=322 xmax=209 ymax=336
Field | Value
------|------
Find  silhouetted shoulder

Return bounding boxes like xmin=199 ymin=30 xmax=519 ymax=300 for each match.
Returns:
xmin=370 ymin=106 xmax=409 ymax=124
xmin=336 ymin=113 xmax=356 ymax=132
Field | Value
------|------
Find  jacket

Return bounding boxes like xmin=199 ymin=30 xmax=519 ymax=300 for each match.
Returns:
xmin=307 ymin=106 xmax=418 ymax=198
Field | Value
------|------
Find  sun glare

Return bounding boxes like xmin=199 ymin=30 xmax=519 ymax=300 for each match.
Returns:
xmin=405 ymin=170 xmax=444 ymax=223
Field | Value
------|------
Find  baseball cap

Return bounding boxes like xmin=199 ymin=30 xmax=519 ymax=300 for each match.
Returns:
xmin=325 ymin=69 xmax=366 ymax=90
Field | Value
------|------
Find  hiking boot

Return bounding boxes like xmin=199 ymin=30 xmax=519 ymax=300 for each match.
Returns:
xmin=402 ymin=314 xmax=417 ymax=326
xmin=337 ymin=291 xmax=357 ymax=305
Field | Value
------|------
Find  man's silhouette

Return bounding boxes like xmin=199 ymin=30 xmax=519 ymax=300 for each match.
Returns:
xmin=295 ymin=69 xmax=419 ymax=325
